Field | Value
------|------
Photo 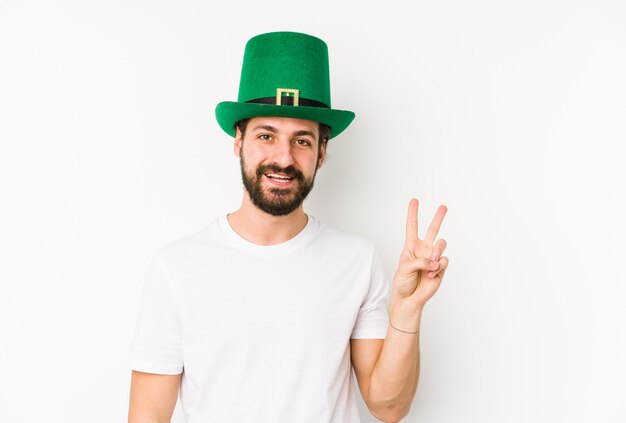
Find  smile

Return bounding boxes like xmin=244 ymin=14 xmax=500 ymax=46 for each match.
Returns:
xmin=265 ymin=173 xmax=294 ymax=180
xmin=265 ymin=173 xmax=295 ymax=186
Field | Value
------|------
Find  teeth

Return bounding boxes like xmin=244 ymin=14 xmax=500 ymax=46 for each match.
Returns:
xmin=267 ymin=174 xmax=292 ymax=180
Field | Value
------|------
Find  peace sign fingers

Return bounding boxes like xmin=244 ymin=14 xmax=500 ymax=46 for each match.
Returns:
xmin=395 ymin=198 xmax=450 ymax=310
xmin=405 ymin=199 xmax=448 ymax=246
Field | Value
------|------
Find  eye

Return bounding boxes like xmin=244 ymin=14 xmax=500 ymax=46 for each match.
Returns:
xmin=258 ymin=134 xmax=273 ymax=141
xmin=294 ymin=138 xmax=312 ymax=147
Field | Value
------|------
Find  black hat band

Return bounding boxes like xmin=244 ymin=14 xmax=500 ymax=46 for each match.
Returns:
xmin=246 ymin=96 xmax=330 ymax=109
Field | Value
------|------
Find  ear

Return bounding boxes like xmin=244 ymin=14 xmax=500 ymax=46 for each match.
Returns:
xmin=234 ymin=127 xmax=243 ymax=158
xmin=316 ymin=140 xmax=327 ymax=169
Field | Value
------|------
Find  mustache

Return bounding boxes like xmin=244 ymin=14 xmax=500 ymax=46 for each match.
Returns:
xmin=256 ymin=164 xmax=304 ymax=181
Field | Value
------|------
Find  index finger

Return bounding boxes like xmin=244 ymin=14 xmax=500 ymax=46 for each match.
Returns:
xmin=405 ymin=198 xmax=419 ymax=246
xmin=424 ymin=205 xmax=448 ymax=245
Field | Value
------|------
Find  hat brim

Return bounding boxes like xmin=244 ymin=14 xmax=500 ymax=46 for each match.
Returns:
xmin=215 ymin=102 xmax=355 ymax=139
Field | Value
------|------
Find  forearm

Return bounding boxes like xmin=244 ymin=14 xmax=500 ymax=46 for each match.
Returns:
xmin=128 ymin=371 xmax=180 ymax=423
xmin=368 ymin=302 xmax=422 ymax=422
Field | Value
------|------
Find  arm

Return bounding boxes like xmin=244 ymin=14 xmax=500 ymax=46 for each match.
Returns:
xmin=128 ymin=370 xmax=181 ymax=423
xmin=351 ymin=199 xmax=449 ymax=422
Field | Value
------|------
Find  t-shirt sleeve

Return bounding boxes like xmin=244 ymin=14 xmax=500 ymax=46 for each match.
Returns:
xmin=350 ymin=248 xmax=390 ymax=339
xmin=128 ymin=254 xmax=184 ymax=375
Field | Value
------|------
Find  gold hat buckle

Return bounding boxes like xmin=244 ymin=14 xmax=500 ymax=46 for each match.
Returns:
xmin=276 ymin=88 xmax=299 ymax=106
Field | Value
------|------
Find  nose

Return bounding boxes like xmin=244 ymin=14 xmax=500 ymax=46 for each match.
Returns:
xmin=270 ymin=138 xmax=296 ymax=168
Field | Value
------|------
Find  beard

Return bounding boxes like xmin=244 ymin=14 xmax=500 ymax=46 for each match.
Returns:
xmin=239 ymin=156 xmax=317 ymax=217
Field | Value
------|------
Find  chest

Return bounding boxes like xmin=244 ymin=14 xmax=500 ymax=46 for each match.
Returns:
xmin=177 ymin=254 xmax=369 ymax=342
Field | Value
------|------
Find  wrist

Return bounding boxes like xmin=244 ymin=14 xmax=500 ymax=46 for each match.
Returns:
xmin=389 ymin=319 xmax=420 ymax=334
xmin=390 ymin=294 xmax=424 ymax=316
xmin=389 ymin=301 xmax=423 ymax=333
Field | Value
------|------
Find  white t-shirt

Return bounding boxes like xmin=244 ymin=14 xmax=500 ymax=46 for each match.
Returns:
xmin=129 ymin=214 xmax=390 ymax=422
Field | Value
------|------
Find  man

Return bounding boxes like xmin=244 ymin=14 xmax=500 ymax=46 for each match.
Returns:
xmin=128 ymin=31 xmax=449 ymax=423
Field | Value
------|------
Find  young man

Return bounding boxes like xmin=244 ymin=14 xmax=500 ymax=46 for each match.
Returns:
xmin=128 ymin=31 xmax=449 ymax=423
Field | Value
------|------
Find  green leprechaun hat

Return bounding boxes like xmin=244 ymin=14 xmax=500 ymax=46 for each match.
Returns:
xmin=215 ymin=31 xmax=355 ymax=139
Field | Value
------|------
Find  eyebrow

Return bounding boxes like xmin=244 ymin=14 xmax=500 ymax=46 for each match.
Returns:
xmin=292 ymin=130 xmax=316 ymax=138
xmin=252 ymin=125 xmax=278 ymax=133
xmin=251 ymin=125 xmax=316 ymax=139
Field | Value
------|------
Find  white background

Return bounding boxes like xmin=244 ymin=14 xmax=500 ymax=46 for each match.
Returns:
xmin=1 ymin=0 xmax=625 ymax=422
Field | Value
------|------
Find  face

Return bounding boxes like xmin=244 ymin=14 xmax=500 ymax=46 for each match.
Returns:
xmin=235 ymin=116 xmax=326 ymax=216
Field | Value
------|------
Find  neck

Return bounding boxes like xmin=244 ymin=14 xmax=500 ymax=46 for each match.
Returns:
xmin=226 ymin=191 xmax=309 ymax=246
